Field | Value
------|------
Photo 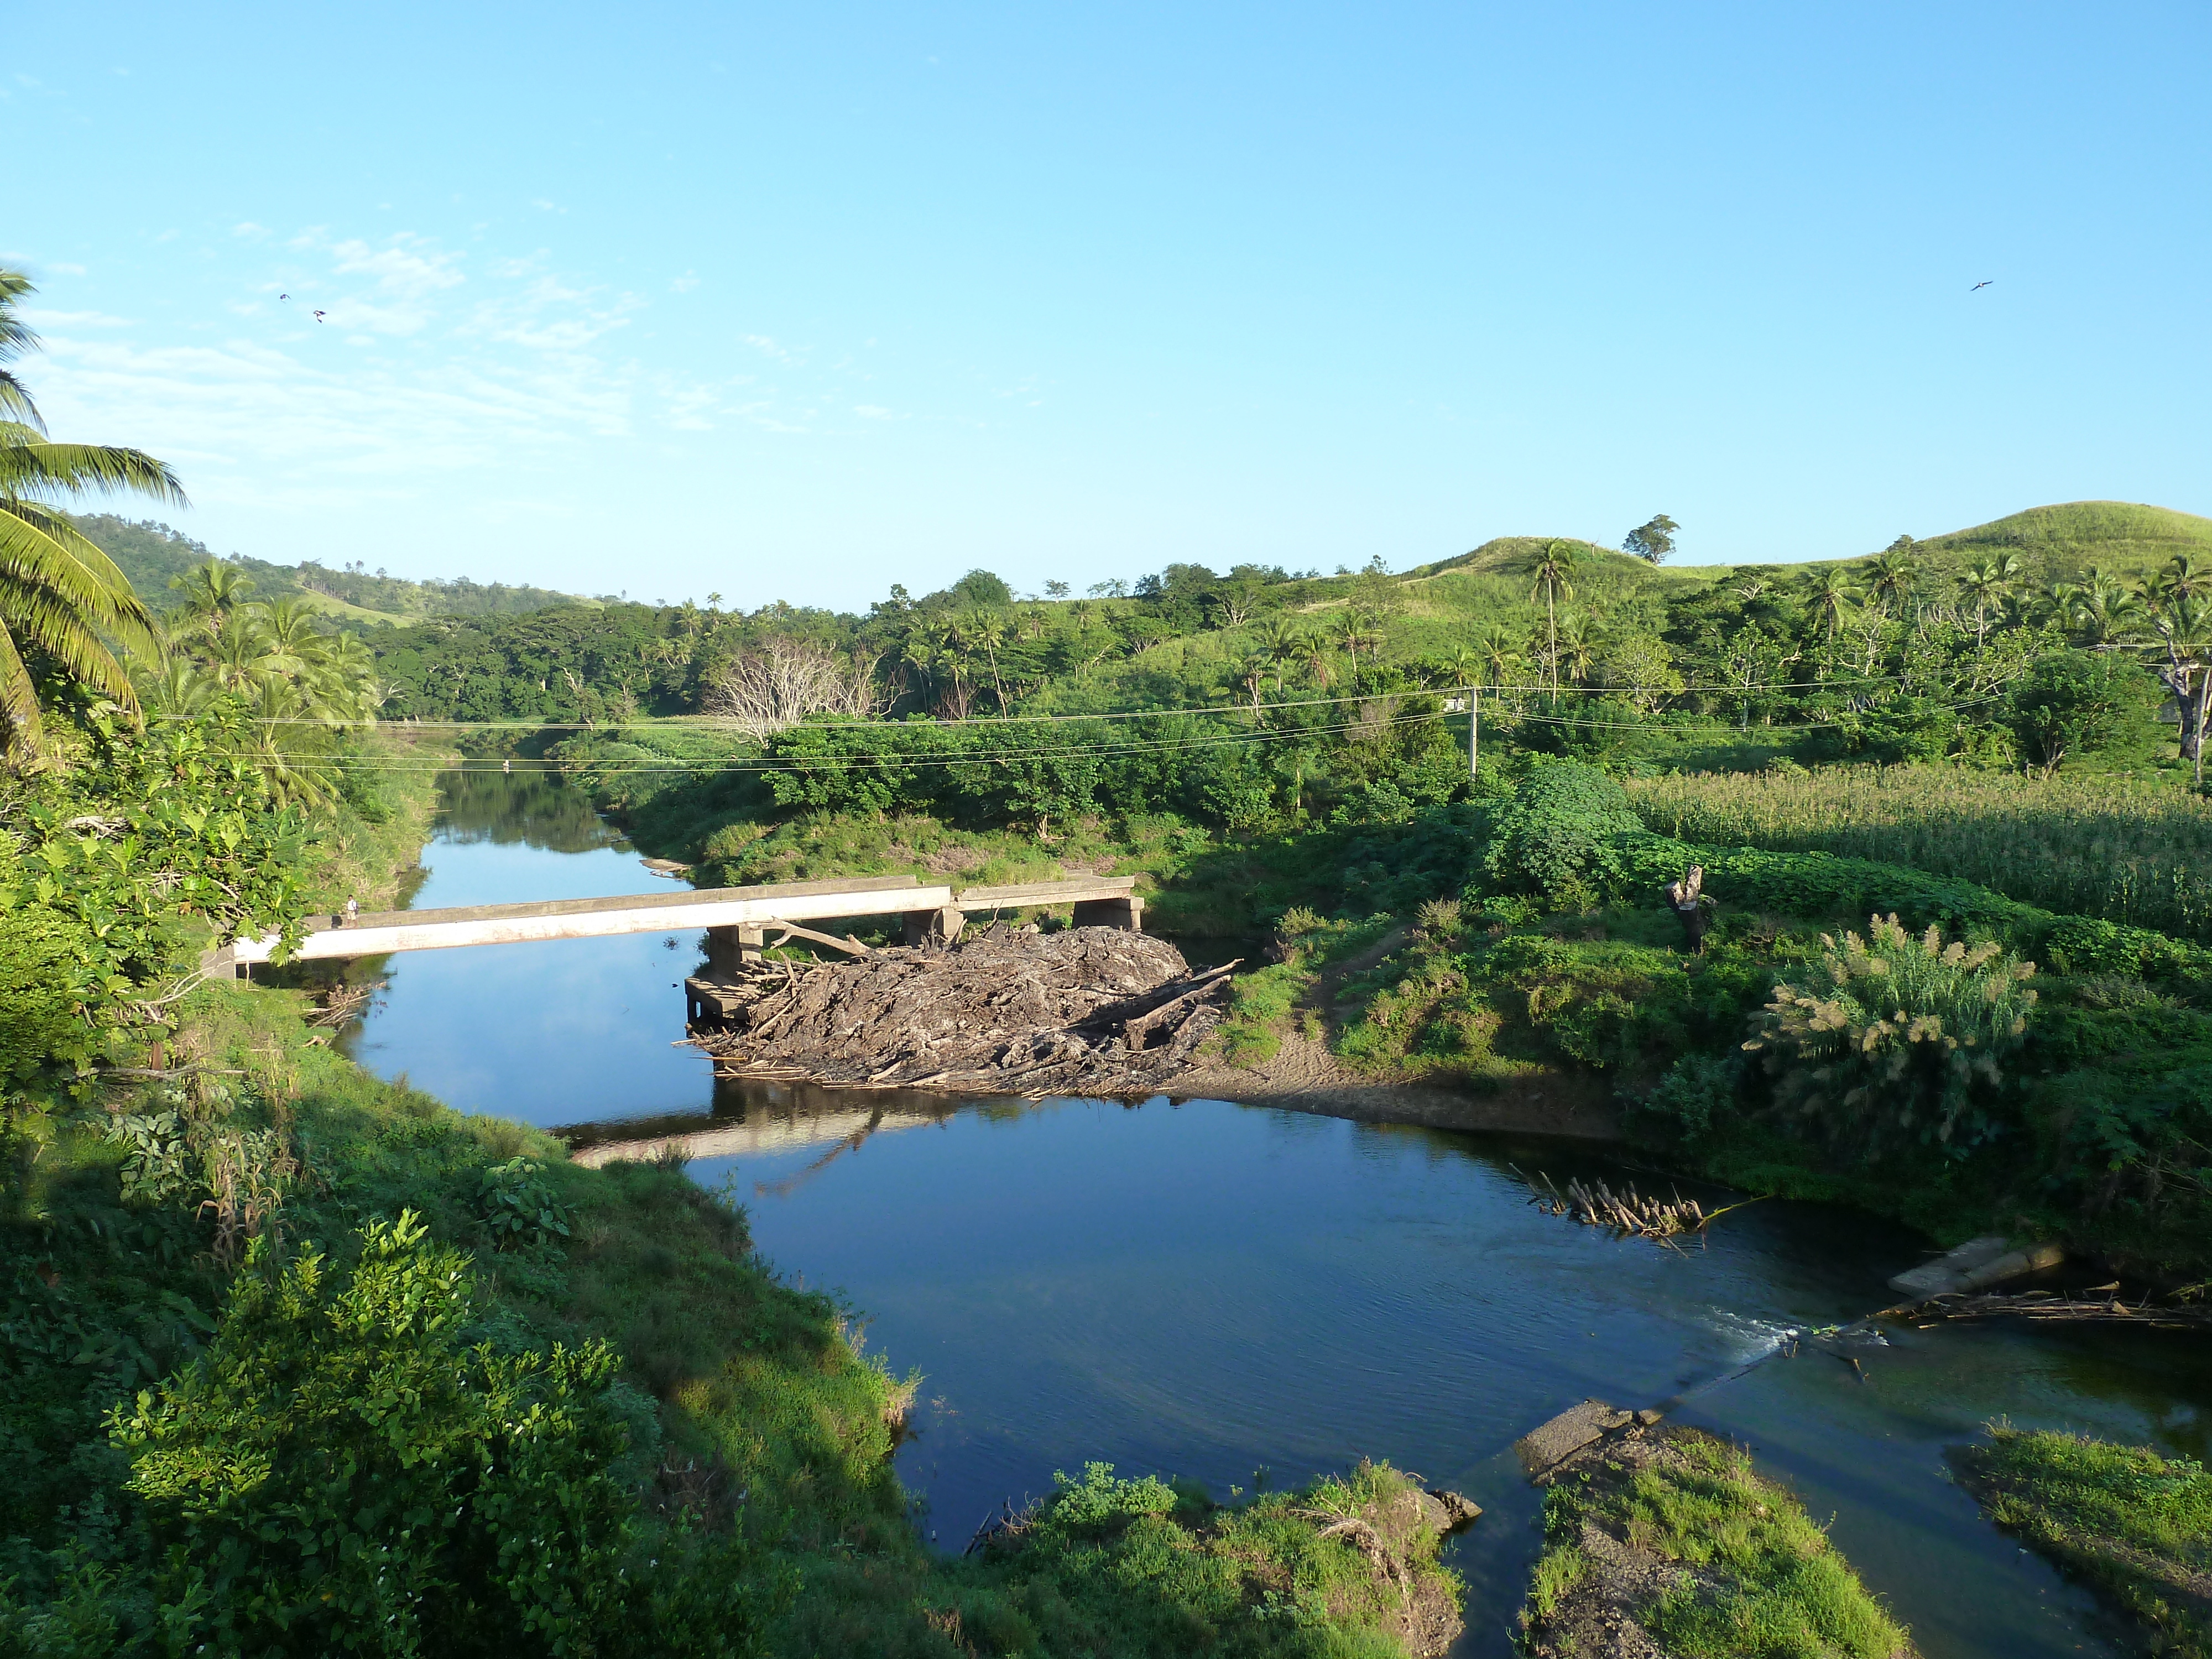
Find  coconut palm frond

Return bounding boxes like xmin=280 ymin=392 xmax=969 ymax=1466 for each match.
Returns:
xmin=0 ymin=501 xmax=163 ymax=665
xmin=0 ymin=436 xmax=190 ymax=508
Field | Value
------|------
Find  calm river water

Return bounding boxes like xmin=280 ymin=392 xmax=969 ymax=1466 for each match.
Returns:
xmin=348 ymin=766 xmax=2208 ymax=1659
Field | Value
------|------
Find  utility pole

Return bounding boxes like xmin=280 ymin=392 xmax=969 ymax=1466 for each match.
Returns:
xmin=1469 ymin=684 xmax=1480 ymax=782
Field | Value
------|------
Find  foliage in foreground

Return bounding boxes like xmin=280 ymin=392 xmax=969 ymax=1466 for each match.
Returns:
xmin=1951 ymin=1426 xmax=2211 ymax=1659
xmin=1524 ymin=1427 xmax=1910 ymax=1659
xmin=107 ymin=1212 xmax=765 ymax=1657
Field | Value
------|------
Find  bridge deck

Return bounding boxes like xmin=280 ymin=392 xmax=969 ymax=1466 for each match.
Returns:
xmin=217 ymin=873 xmax=1138 ymax=967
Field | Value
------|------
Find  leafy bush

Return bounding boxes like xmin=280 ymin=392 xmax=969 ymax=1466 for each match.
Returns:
xmin=1743 ymin=916 xmax=2039 ymax=1162
xmin=1483 ymin=761 xmax=1642 ymax=909
xmin=476 ymin=1156 xmax=573 ymax=1251
xmin=0 ymin=906 xmax=93 ymax=1080
xmin=1636 ymin=1051 xmax=1739 ymax=1143
xmin=2006 ymin=650 xmax=2161 ymax=773
xmin=108 ymin=1211 xmax=766 ymax=1658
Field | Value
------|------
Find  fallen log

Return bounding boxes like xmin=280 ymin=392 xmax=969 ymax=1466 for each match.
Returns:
xmin=1908 ymin=1290 xmax=2212 ymax=1331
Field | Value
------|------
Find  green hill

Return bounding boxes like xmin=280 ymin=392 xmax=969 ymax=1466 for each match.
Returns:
xmin=1666 ymin=501 xmax=2212 ymax=586
xmin=75 ymin=515 xmax=598 ymax=624
xmin=1917 ymin=500 xmax=2212 ymax=581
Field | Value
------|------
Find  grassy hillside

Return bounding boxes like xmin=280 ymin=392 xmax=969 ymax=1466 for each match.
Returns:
xmin=1665 ymin=500 xmax=2212 ymax=586
xmin=1919 ymin=499 xmax=2212 ymax=581
xmin=75 ymin=514 xmax=597 ymax=623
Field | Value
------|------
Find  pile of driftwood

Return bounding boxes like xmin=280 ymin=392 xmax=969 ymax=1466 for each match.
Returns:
xmin=1909 ymin=1287 xmax=2212 ymax=1331
xmin=1517 ymin=1167 xmax=1747 ymax=1244
xmin=688 ymin=924 xmax=1238 ymax=1098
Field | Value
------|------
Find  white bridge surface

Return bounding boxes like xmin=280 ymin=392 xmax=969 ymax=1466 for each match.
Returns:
xmin=217 ymin=873 xmax=1138 ymax=967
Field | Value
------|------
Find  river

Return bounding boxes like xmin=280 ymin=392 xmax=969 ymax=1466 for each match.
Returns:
xmin=347 ymin=765 xmax=2206 ymax=1659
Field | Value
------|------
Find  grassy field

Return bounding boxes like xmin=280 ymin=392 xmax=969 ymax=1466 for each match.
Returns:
xmin=1952 ymin=1426 xmax=2211 ymax=1659
xmin=1626 ymin=763 xmax=2212 ymax=943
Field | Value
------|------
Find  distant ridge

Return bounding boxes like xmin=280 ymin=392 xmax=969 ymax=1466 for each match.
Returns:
xmin=1412 ymin=502 xmax=2211 ymax=588
xmin=76 ymin=515 xmax=598 ymax=624
xmin=1917 ymin=500 xmax=2212 ymax=573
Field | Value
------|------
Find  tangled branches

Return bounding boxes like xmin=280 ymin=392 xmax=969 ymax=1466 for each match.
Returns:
xmin=701 ymin=637 xmax=880 ymax=739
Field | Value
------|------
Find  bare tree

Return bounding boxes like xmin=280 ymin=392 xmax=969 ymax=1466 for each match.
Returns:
xmin=702 ymin=637 xmax=881 ymax=739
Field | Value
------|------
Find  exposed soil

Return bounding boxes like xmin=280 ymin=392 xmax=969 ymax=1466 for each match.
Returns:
xmin=1177 ymin=1031 xmax=1620 ymax=1140
xmin=688 ymin=924 xmax=1233 ymax=1097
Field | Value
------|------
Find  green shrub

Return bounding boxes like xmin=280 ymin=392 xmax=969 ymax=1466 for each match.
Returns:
xmin=1636 ymin=1051 xmax=1739 ymax=1142
xmin=0 ymin=907 xmax=94 ymax=1080
xmin=1743 ymin=915 xmax=2039 ymax=1163
xmin=109 ymin=1211 xmax=766 ymax=1658
xmin=1484 ymin=761 xmax=1641 ymax=909
xmin=476 ymin=1156 xmax=574 ymax=1251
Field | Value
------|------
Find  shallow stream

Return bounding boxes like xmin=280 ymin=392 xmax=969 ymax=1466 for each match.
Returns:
xmin=347 ymin=766 xmax=2208 ymax=1659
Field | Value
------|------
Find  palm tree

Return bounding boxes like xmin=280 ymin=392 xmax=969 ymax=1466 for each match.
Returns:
xmin=1233 ymin=649 xmax=1271 ymax=714
xmin=0 ymin=268 xmax=180 ymax=762
xmin=2068 ymin=570 xmax=2146 ymax=645
xmin=170 ymin=560 xmax=256 ymax=641
xmin=2154 ymin=593 xmax=2212 ymax=788
xmin=1474 ymin=624 xmax=1524 ymax=693
xmin=1958 ymin=554 xmax=2022 ymax=651
xmin=1298 ymin=635 xmax=1337 ymax=690
xmin=2157 ymin=555 xmax=2212 ymax=605
xmin=1555 ymin=612 xmax=1600 ymax=685
xmin=1801 ymin=564 xmax=1858 ymax=642
xmin=1866 ymin=547 xmax=1917 ymax=617
xmin=1527 ymin=540 xmax=1579 ymax=697
xmin=958 ymin=609 xmax=1009 ymax=710
xmin=1332 ymin=610 xmax=1373 ymax=682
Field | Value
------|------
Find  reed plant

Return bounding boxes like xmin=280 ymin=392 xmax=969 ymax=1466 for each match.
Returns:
xmin=1628 ymin=764 xmax=2212 ymax=942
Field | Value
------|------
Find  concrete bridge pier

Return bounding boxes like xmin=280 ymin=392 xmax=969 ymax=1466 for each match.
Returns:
xmin=1071 ymin=894 xmax=1144 ymax=932
xmin=705 ymin=924 xmax=767 ymax=974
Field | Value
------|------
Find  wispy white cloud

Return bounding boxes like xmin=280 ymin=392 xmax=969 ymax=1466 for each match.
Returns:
xmin=49 ymin=262 xmax=87 ymax=276
xmin=670 ymin=272 xmax=700 ymax=293
xmin=22 ymin=308 xmax=134 ymax=328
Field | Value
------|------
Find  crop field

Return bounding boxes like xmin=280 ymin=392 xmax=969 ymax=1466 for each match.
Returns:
xmin=1626 ymin=764 xmax=2212 ymax=942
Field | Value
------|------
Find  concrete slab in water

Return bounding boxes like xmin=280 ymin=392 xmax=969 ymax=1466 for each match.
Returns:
xmin=1516 ymin=1399 xmax=1634 ymax=1476
xmin=1889 ymin=1235 xmax=2064 ymax=1300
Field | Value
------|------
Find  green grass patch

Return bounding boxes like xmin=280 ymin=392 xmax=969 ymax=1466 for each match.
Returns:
xmin=1525 ymin=1428 xmax=1911 ymax=1659
xmin=1952 ymin=1426 xmax=2212 ymax=1659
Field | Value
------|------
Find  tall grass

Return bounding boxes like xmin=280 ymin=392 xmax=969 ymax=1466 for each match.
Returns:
xmin=1626 ymin=765 xmax=2212 ymax=943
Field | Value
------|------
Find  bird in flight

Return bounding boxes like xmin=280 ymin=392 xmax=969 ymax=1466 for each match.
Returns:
xmin=1970 ymin=280 xmax=1994 ymax=291
xmin=312 ymin=309 xmax=327 ymax=322
xmin=279 ymin=292 xmax=289 ymax=300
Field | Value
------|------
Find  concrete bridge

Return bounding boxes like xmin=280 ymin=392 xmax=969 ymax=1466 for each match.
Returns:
xmin=207 ymin=872 xmax=1144 ymax=977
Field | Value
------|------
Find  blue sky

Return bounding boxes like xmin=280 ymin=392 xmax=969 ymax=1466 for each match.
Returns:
xmin=8 ymin=3 xmax=2209 ymax=608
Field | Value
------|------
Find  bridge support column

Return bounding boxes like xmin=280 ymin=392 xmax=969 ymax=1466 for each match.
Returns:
xmin=903 ymin=906 xmax=966 ymax=948
xmin=1070 ymin=895 xmax=1144 ymax=933
xmin=705 ymin=924 xmax=766 ymax=974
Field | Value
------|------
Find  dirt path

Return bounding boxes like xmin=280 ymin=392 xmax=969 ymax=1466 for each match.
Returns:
xmin=1175 ymin=1030 xmax=1619 ymax=1140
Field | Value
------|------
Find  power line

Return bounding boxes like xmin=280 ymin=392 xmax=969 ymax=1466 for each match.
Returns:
xmin=153 ymin=667 xmax=1936 ymax=731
